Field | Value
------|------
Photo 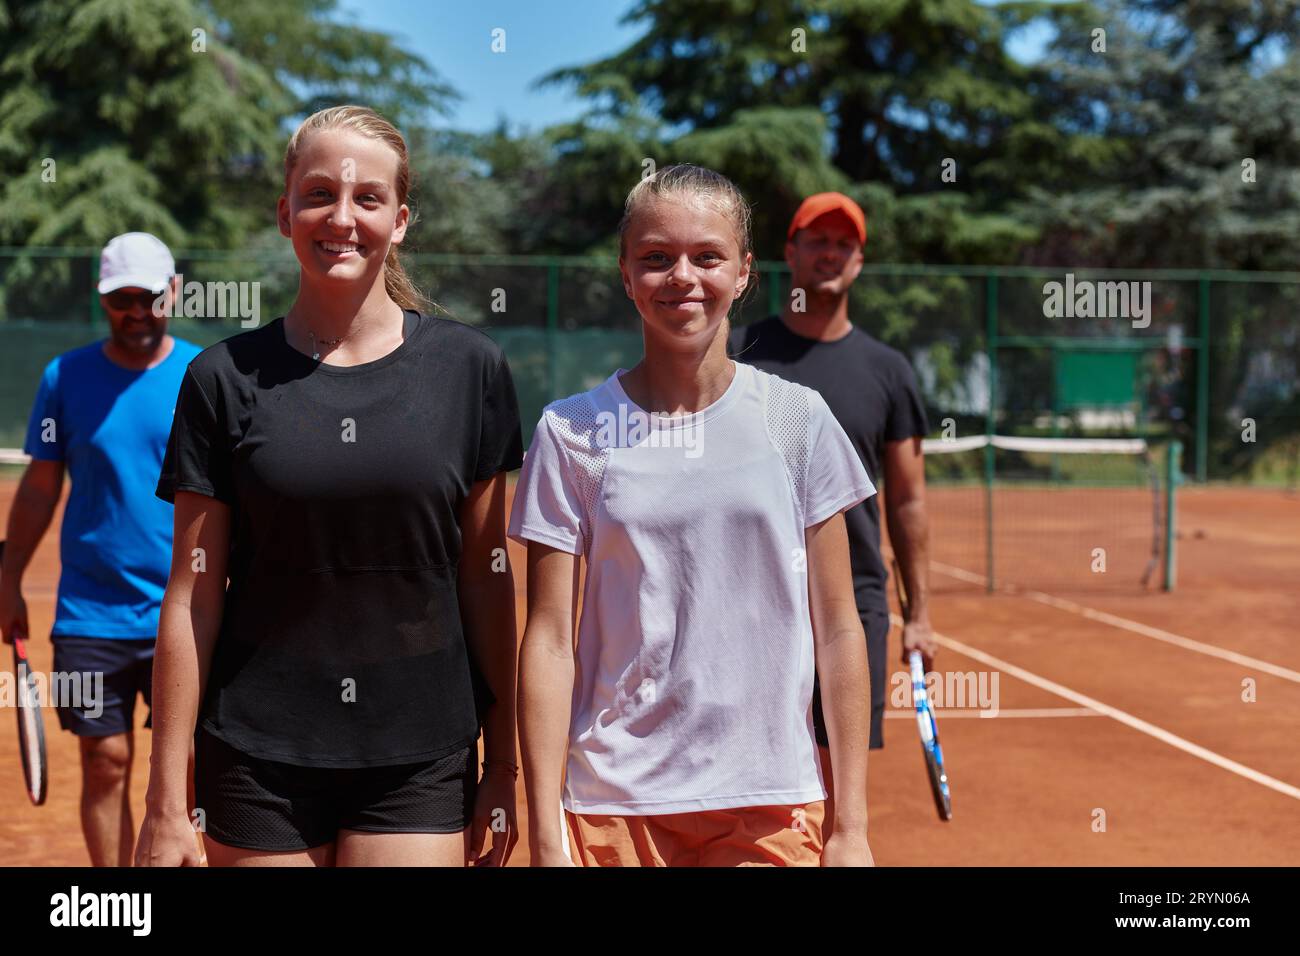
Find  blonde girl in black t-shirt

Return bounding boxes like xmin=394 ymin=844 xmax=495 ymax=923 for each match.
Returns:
xmin=135 ymin=106 xmax=523 ymax=867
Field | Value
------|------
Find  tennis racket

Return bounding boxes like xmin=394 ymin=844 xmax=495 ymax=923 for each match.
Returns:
xmin=1 ymin=541 xmax=48 ymax=805
xmin=892 ymin=558 xmax=951 ymax=821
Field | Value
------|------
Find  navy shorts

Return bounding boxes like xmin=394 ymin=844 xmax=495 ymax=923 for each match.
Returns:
xmin=51 ymin=636 xmax=154 ymax=737
xmin=194 ymin=728 xmax=479 ymax=852
xmin=812 ymin=609 xmax=890 ymax=750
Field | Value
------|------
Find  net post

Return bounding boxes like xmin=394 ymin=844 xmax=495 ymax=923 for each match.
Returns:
xmin=546 ymin=260 xmax=560 ymax=404
xmin=90 ymin=252 xmax=103 ymax=326
xmin=984 ymin=272 xmax=998 ymax=593
xmin=1164 ymin=440 xmax=1182 ymax=591
xmin=983 ymin=436 xmax=995 ymax=594
xmin=1196 ymin=276 xmax=1209 ymax=482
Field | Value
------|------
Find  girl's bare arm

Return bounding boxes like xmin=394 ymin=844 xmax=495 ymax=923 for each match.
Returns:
xmin=806 ymin=512 xmax=871 ymax=842
xmin=517 ymin=541 xmax=581 ymax=860
xmin=146 ymin=491 xmax=229 ymax=816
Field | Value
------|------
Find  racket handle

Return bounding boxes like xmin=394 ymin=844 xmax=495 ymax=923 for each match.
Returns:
xmin=908 ymin=649 xmax=925 ymax=684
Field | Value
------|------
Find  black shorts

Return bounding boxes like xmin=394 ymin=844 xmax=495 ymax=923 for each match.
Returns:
xmin=812 ymin=609 xmax=890 ymax=750
xmin=194 ymin=728 xmax=478 ymax=851
xmin=51 ymin=636 xmax=154 ymax=737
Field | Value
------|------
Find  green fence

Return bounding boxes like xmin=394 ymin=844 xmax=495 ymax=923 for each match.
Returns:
xmin=2 ymin=249 xmax=1297 ymax=485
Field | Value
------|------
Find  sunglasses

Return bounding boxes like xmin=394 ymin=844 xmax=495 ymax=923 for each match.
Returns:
xmin=104 ymin=289 xmax=165 ymax=313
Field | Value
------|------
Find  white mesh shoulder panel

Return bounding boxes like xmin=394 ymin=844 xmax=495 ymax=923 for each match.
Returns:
xmin=543 ymin=391 xmax=610 ymax=553
xmin=758 ymin=369 xmax=814 ymax=526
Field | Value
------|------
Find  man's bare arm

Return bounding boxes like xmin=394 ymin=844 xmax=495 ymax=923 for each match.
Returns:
xmin=0 ymin=459 xmax=65 ymax=643
xmin=883 ymin=436 xmax=937 ymax=663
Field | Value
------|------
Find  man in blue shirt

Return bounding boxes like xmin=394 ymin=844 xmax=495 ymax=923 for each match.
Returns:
xmin=0 ymin=233 xmax=201 ymax=866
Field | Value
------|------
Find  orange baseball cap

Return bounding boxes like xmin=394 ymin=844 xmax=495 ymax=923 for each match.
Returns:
xmin=787 ymin=192 xmax=867 ymax=246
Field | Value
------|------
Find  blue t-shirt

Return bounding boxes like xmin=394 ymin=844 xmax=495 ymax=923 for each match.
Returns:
xmin=24 ymin=337 xmax=203 ymax=638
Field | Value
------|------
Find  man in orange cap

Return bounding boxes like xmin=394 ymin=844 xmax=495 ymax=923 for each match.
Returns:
xmin=729 ymin=192 xmax=937 ymax=837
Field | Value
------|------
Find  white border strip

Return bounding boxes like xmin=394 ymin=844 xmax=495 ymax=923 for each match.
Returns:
xmin=993 ymin=435 xmax=1147 ymax=455
xmin=921 ymin=436 xmax=1149 ymax=456
xmin=0 ymin=449 xmax=31 ymax=466
xmin=922 ymin=435 xmax=989 ymax=454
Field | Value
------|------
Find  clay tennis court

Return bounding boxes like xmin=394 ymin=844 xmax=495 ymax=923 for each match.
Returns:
xmin=2 ymin=473 xmax=1298 ymax=866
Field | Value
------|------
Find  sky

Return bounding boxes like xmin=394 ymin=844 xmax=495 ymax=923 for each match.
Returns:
xmin=334 ymin=0 xmax=1057 ymax=134
xmin=333 ymin=0 xmax=646 ymax=133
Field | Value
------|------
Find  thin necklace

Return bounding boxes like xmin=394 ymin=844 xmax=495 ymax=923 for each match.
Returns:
xmin=308 ymin=328 xmax=346 ymax=361
xmin=298 ymin=310 xmax=406 ymax=360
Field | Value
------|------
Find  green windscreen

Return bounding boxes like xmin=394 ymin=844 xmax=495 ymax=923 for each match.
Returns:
xmin=1054 ymin=349 xmax=1138 ymax=409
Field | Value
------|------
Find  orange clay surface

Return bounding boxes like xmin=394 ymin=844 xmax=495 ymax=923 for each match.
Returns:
xmin=2 ymin=476 xmax=1297 ymax=865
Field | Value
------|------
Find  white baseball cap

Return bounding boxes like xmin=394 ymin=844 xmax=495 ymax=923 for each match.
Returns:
xmin=97 ymin=232 xmax=176 ymax=294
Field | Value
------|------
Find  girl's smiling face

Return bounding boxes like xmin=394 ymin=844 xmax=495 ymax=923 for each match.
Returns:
xmin=619 ymin=196 xmax=751 ymax=351
xmin=278 ymin=128 xmax=409 ymax=287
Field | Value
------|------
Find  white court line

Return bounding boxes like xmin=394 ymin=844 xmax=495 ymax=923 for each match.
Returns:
xmin=897 ymin=612 xmax=1300 ymax=802
xmin=928 ymin=559 xmax=1300 ymax=685
xmin=885 ymin=707 xmax=1102 ymax=719
xmin=1021 ymin=587 xmax=1300 ymax=684
xmin=930 ymin=560 xmax=987 ymax=587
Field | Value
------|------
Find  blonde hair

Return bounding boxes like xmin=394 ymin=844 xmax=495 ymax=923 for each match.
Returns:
xmin=618 ymin=165 xmax=757 ymax=326
xmin=618 ymin=164 xmax=754 ymax=263
xmin=283 ymin=105 xmax=430 ymax=312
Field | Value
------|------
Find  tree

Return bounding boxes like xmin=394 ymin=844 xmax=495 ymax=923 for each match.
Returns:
xmin=0 ymin=0 xmax=450 ymax=319
xmin=1020 ymin=0 xmax=1300 ymax=476
xmin=1024 ymin=0 xmax=1300 ymax=270
xmin=537 ymin=0 xmax=1095 ymax=264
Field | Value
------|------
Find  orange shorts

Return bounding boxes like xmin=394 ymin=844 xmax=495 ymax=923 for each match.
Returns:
xmin=564 ymin=801 xmax=825 ymax=867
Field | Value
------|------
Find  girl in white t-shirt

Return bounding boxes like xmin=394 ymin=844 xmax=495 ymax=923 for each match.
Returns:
xmin=511 ymin=164 xmax=875 ymax=867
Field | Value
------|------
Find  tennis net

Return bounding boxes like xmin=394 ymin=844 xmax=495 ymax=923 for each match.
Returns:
xmin=920 ymin=435 xmax=1179 ymax=593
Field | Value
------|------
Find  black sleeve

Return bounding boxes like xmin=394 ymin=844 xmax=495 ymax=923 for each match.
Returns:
xmin=474 ymin=351 xmax=524 ymax=481
xmin=885 ymin=353 xmax=930 ymax=442
xmin=156 ymin=364 xmax=235 ymax=504
xmin=726 ymin=323 xmax=743 ymax=358
xmin=727 ymin=322 xmax=757 ymax=361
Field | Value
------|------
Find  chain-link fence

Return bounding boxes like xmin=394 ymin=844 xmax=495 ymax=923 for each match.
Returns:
xmin=2 ymin=249 xmax=1297 ymax=485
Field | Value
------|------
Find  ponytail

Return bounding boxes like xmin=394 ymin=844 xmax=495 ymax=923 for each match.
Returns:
xmin=384 ymin=245 xmax=430 ymax=313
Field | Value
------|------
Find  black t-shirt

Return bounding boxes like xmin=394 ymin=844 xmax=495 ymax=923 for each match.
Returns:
xmin=156 ymin=310 xmax=523 ymax=768
xmin=729 ymin=315 xmax=929 ymax=614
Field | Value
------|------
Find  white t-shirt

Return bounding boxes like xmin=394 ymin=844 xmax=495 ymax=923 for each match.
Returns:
xmin=508 ymin=360 xmax=875 ymax=815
